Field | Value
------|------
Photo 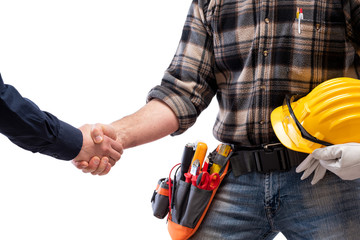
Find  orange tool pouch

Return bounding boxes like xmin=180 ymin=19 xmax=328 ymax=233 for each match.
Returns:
xmin=151 ymin=143 xmax=232 ymax=240
xmin=167 ymin=160 xmax=230 ymax=240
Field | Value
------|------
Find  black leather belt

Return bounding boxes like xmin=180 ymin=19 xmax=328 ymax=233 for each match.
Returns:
xmin=229 ymin=143 xmax=308 ymax=177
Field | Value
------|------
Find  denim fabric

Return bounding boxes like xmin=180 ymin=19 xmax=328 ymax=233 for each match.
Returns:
xmin=190 ymin=168 xmax=360 ymax=240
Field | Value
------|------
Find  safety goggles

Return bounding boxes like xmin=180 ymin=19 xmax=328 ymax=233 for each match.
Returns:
xmin=282 ymin=95 xmax=333 ymax=147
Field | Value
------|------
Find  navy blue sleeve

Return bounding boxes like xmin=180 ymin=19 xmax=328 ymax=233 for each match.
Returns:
xmin=0 ymin=74 xmax=83 ymax=160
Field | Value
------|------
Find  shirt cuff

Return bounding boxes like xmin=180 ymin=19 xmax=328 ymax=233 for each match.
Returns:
xmin=40 ymin=120 xmax=83 ymax=160
xmin=147 ymin=85 xmax=198 ymax=135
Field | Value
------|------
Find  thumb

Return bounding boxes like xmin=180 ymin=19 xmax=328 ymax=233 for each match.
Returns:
xmin=91 ymin=124 xmax=104 ymax=144
xmin=94 ymin=123 xmax=117 ymax=140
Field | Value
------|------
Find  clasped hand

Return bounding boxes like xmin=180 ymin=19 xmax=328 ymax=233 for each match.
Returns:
xmin=296 ymin=143 xmax=360 ymax=184
xmin=72 ymin=123 xmax=123 ymax=175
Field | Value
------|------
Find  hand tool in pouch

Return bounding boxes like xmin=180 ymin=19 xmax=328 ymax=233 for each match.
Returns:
xmin=184 ymin=142 xmax=207 ymax=184
xmin=180 ymin=143 xmax=195 ymax=181
xmin=191 ymin=142 xmax=208 ymax=170
xmin=210 ymin=143 xmax=232 ymax=174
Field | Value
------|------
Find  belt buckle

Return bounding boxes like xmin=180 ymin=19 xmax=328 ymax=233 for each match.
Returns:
xmin=255 ymin=144 xmax=291 ymax=173
xmin=261 ymin=143 xmax=283 ymax=152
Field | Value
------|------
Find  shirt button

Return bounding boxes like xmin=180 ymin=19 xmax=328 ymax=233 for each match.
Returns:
xmin=265 ymin=18 xmax=270 ymax=24
xmin=260 ymin=85 xmax=266 ymax=90
xmin=259 ymin=120 xmax=265 ymax=125
xmin=263 ymin=50 xmax=269 ymax=57
xmin=316 ymin=23 xmax=321 ymax=31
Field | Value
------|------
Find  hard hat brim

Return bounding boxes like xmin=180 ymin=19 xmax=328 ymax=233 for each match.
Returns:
xmin=271 ymin=105 xmax=313 ymax=154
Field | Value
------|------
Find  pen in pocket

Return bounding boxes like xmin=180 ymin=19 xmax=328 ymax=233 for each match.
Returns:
xmin=297 ymin=8 xmax=303 ymax=34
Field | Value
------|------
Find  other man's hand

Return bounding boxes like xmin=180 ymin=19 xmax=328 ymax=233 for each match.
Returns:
xmin=72 ymin=123 xmax=123 ymax=175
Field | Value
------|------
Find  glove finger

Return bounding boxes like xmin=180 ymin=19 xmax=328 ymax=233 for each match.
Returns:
xmin=296 ymin=155 xmax=315 ymax=173
xmin=301 ymin=160 xmax=319 ymax=180
xmin=311 ymin=165 xmax=327 ymax=185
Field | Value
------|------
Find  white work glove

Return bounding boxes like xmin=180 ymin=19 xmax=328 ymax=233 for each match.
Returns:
xmin=296 ymin=143 xmax=360 ymax=185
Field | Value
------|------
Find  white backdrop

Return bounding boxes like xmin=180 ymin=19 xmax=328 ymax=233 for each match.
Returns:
xmin=0 ymin=1 xmax=285 ymax=239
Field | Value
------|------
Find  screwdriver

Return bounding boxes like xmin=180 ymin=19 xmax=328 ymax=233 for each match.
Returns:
xmin=179 ymin=143 xmax=195 ymax=181
xmin=189 ymin=142 xmax=208 ymax=172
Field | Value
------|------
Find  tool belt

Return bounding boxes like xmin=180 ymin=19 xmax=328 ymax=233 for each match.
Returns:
xmin=230 ymin=143 xmax=308 ymax=176
xmin=151 ymin=142 xmax=307 ymax=240
xmin=151 ymin=142 xmax=232 ymax=240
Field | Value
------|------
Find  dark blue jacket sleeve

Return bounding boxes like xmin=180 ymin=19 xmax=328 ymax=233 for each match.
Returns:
xmin=0 ymin=74 xmax=83 ymax=160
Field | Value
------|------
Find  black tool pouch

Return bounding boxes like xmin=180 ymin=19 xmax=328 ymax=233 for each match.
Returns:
xmin=151 ymin=178 xmax=170 ymax=219
xmin=170 ymin=180 xmax=213 ymax=228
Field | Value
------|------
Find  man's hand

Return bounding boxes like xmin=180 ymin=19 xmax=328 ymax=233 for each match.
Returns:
xmin=296 ymin=143 xmax=360 ymax=184
xmin=72 ymin=123 xmax=123 ymax=175
xmin=72 ymin=100 xmax=179 ymax=174
xmin=73 ymin=156 xmax=113 ymax=175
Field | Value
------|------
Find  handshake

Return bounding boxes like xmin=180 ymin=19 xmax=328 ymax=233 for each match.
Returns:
xmin=72 ymin=123 xmax=123 ymax=176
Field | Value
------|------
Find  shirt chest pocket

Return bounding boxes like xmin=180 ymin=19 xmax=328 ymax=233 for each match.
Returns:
xmin=288 ymin=2 xmax=348 ymax=85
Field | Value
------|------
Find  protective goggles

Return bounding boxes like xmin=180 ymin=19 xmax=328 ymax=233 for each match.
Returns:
xmin=282 ymin=95 xmax=333 ymax=147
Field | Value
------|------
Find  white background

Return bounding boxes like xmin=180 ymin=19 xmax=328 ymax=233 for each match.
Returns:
xmin=0 ymin=1 xmax=286 ymax=239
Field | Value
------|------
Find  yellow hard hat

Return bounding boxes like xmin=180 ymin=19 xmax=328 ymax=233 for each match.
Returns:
xmin=271 ymin=77 xmax=360 ymax=153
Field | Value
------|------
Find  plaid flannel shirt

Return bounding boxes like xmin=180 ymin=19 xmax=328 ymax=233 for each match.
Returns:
xmin=147 ymin=0 xmax=360 ymax=146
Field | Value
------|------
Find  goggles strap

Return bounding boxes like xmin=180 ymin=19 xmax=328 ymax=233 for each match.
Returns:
xmin=285 ymin=95 xmax=333 ymax=147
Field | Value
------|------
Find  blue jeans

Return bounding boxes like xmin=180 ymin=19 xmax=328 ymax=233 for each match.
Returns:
xmin=190 ymin=168 xmax=360 ymax=240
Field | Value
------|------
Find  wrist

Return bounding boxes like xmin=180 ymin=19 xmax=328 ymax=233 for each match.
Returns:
xmin=111 ymin=121 xmax=131 ymax=149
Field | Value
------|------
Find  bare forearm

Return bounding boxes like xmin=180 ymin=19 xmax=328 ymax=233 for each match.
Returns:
xmin=111 ymin=99 xmax=179 ymax=149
